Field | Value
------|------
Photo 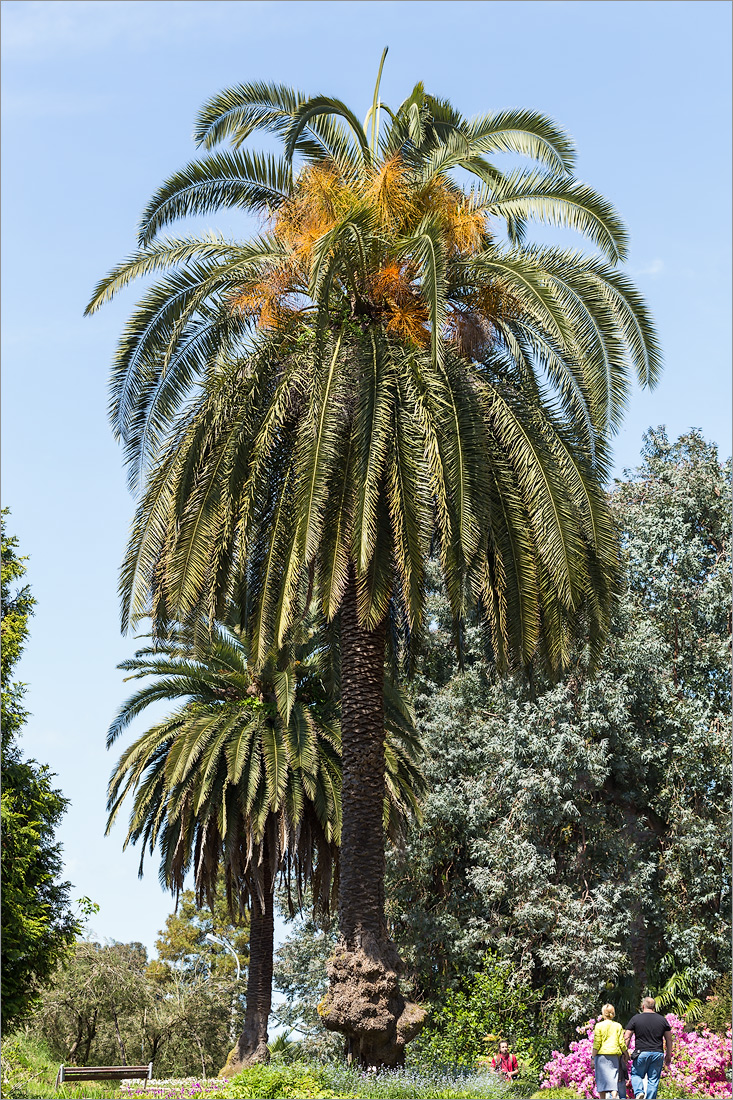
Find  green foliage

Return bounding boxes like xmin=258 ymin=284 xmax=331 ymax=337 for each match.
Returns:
xmin=1 ymin=508 xmax=35 ymax=749
xmin=152 ymin=885 xmax=249 ymax=983
xmin=87 ymin=70 xmax=662 ymax=684
xmin=221 ymin=1062 xmax=336 ymax=1099
xmin=699 ymin=973 xmax=733 ymax=1034
xmin=387 ymin=429 xmax=731 ymax=1026
xmin=220 ymin=1060 xmax=516 ymax=1098
xmin=0 ymin=1033 xmax=119 ymax=1099
xmin=411 ymin=953 xmax=541 ymax=1068
xmin=654 ymin=954 xmax=705 ymax=1022
xmin=1 ymin=512 xmax=80 ymax=1031
xmin=1 ymin=768 xmax=80 ymax=1030
xmin=529 ymin=1090 xmax=581 ymax=1099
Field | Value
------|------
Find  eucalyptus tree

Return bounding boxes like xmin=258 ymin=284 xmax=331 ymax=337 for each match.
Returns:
xmin=88 ymin=55 xmax=660 ymax=1063
xmin=106 ymin=613 xmax=423 ymax=1067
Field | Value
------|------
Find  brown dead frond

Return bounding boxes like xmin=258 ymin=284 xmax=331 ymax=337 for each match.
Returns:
xmin=445 ymin=282 xmax=520 ymax=358
xmin=445 ymin=309 xmax=494 ymax=359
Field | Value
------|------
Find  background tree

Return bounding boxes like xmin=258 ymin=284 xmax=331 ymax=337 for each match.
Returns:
xmin=385 ymin=429 xmax=730 ymax=1032
xmin=31 ymin=885 xmax=245 ymax=1078
xmin=88 ymin=67 xmax=659 ymax=1064
xmin=272 ymin=891 xmax=341 ymax=1062
xmin=1 ymin=511 xmax=80 ymax=1031
xmin=151 ymin=885 xmax=250 ymax=983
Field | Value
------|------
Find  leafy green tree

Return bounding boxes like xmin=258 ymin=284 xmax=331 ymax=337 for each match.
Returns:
xmin=34 ymin=941 xmax=148 ymax=1067
xmin=88 ymin=62 xmax=660 ymax=1063
xmin=386 ymin=430 xmax=730 ymax=1029
xmin=147 ymin=884 xmax=251 ymax=1071
xmin=411 ymin=952 xmax=542 ymax=1070
xmin=152 ymin=885 xmax=250 ymax=982
xmin=1 ymin=509 xmax=35 ymax=751
xmin=1 ymin=512 xmax=80 ymax=1030
xmin=32 ymin=934 xmax=236 ymax=1078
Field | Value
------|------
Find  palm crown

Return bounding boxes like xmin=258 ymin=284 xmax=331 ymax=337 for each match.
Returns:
xmin=88 ymin=62 xmax=660 ymax=673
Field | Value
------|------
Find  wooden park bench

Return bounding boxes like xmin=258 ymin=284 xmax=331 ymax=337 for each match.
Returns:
xmin=55 ymin=1063 xmax=153 ymax=1088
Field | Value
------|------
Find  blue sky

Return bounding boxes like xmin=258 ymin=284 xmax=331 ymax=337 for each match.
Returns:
xmin=2 ymin=0 xmax=731 ymax=959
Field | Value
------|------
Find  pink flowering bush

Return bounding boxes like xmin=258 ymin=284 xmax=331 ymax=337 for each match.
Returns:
xmin=663 ymin=1014 xmax=732 ymax=1100
xmin=541 ymin=1014 xmax=732 ymax=1099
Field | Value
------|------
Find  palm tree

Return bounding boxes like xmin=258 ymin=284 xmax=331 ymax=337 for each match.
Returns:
xmin=106 ymin=612 xmax=423 ymax=1068
xmin=89 ymin=57 xmax=661 ymax=1064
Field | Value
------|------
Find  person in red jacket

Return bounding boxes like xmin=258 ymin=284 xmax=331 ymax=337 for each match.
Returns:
xmin=491 ymin=1040 xmax=520 ymax=1081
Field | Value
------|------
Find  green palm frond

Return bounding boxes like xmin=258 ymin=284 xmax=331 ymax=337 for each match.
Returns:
xmin=463 ymin=109 xmax=577 ymax=173
xmin=138 ymin=152 xmax=294 ymax=245
xmin=284 ymin=96 xmax=370 ymax=164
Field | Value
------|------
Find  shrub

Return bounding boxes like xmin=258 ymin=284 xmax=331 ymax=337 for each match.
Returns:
xmin=409 ymin=952 xmax=543 ymax=1070
xmin=220 ymin=1062 xmax=339 ymax=1099
xmin=220 ymin=1061 xmax=516 ymax=1099
xmin=700 ymin=976 xmax=733 ymax=1036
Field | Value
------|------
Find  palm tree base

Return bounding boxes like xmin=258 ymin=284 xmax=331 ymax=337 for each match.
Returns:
xmin=319 ymin=932 xmax=426 ymax=1068
xmin=218 ymin=1030 xmax=271 ymax=1077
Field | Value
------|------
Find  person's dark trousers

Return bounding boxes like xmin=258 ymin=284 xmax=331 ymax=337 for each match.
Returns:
xmin=630 ymin=1051 xmax=665 ymax=1099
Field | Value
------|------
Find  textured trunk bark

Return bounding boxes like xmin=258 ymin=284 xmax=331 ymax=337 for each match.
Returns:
xmin=339 ymin=570 xmax=388 ymax=945
xmin=237 ymin=877 xmax=274 ymax=1065
xmin=112 ymin=1007 xmax=127 ymax=1064
xmin=82 ymin=1008 xmax=97 ymax=1065
xmin=219 ymin=846 xmax=275 ymax=1076
xmin=319 ymin=570 xmax=425 ymax=1067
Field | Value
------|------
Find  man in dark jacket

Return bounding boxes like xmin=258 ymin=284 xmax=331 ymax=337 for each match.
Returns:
xmin=623 ymin=997 xmax=673 ymax=1100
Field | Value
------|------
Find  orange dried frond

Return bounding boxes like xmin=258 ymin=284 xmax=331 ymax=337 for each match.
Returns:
xmin=385 ymin=297 xmax=430 ymax=347
xmin=229 ymin=268 xmax=301 ymax=331
xmin=362 ymin=156 xmax=416 ymax=229
xmin=369 ymin=261 xmax=417 ymax=306
xmin=414 ymin=176 xmax=462 ymax=219
xmin=273 ymin=164 xmax=357 ymax=264
xmin=449 ymin=204 xmax=487 ymax=255
xmin=297 ymin=162 xmax=352 ymax=212
xmin=414 ymin=178 xmax=487 ymax=254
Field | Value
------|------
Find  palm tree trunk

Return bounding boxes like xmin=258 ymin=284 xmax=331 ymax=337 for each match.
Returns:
xmin=320 ymin=569 xmax=425 ymax=1067
xmin=234 ymin=850 xmax=274 ymax=1068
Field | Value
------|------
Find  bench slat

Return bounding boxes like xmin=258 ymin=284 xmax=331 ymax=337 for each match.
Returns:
xmin=56 ymin=1063 xmax=153 ymax=1086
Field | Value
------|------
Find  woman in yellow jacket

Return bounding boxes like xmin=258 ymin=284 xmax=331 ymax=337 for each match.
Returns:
xmin=593 ymin=1004 xmax=629 ymax=1099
